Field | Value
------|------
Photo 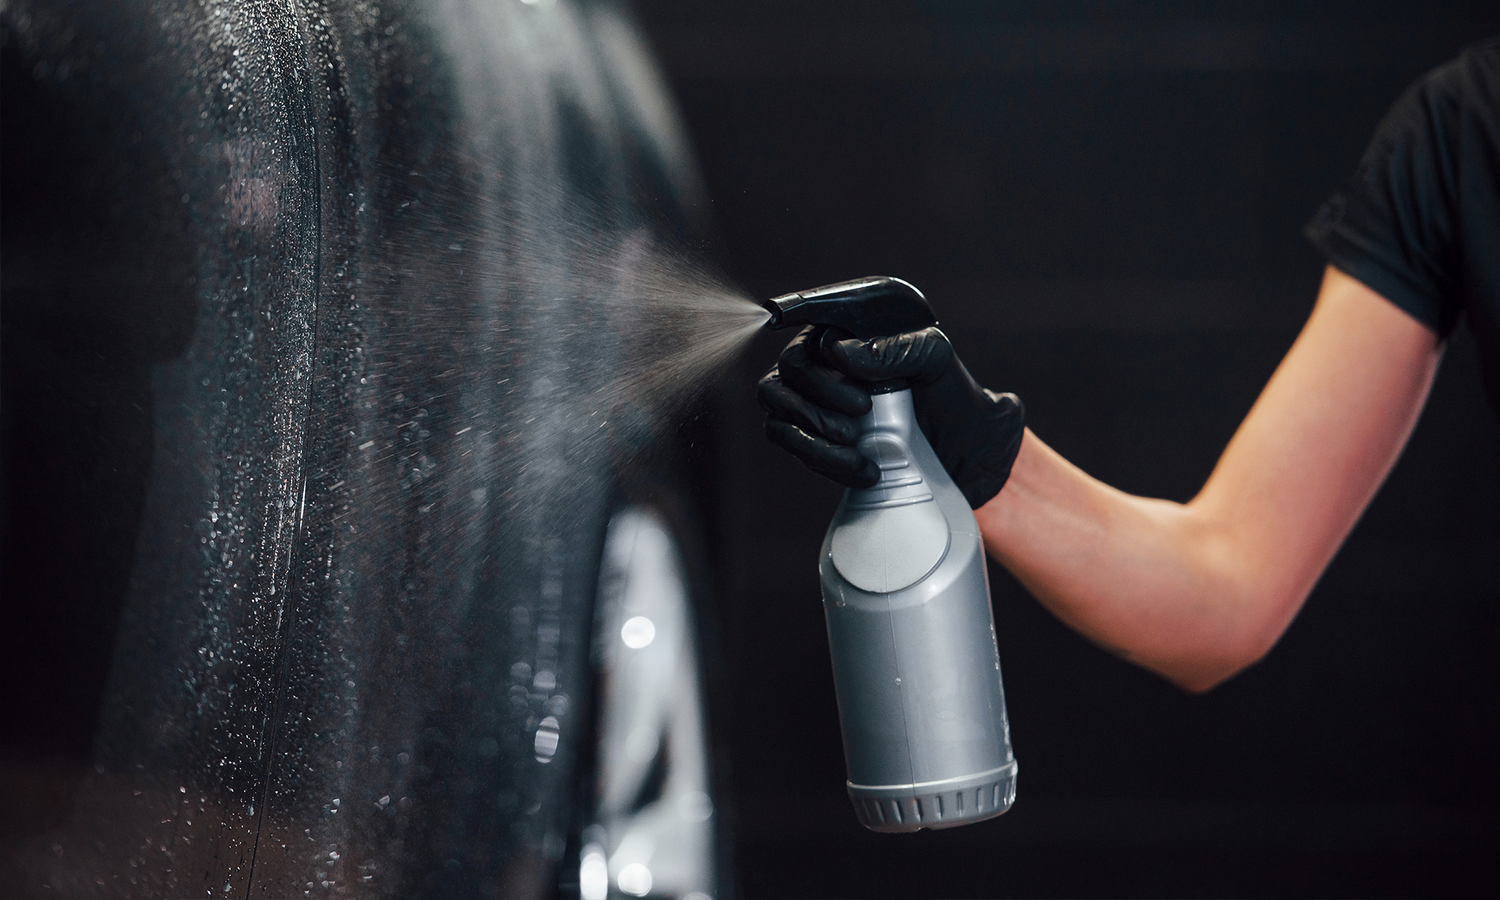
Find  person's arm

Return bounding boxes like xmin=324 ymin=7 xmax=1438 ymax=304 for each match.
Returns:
xmin=975 ymin=266 xmax=1442 ymax=692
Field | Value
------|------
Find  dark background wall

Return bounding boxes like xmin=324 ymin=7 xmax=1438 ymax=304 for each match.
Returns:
xmin=630 ymin=2 xmax=1500 ymax=896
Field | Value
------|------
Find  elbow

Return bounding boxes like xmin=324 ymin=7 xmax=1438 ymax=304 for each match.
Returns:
xmin=1166 ymin=660 xmax=1253 ymax=695
xmin=1154 ymin=586 xmax=1303 ymax=695
xmin=1159 ymin=654 xmax=1257 ymax=695
xmin=1152 ymin=502 xmax=1333 ymax=694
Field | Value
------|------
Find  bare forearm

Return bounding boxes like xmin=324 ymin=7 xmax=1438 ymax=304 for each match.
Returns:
xmin=975 ymin=269 xmax=1441 ymax=692
xmin=978 ymin=431 xmax=1273 ymax=692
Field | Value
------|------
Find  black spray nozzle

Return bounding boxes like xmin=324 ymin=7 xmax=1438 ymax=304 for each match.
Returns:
xmin=762 ymin=276 xmax=937 ymax=339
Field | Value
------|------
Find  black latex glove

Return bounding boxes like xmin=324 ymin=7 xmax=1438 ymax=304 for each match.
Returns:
xmin=758 ymin=325 xmax=1025 ymax=509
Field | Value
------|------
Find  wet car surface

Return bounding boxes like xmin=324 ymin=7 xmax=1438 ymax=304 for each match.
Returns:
xmin=1 ymin=1 xmax=723 ymax=896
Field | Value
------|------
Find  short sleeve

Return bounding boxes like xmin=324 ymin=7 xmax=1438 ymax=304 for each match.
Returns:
xmin=1305 ymin=56 xmax=1467 ymax=336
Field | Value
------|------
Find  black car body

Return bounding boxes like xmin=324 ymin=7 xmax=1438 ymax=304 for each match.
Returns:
xmin=2 ymin=1 xmax=720 ymax=895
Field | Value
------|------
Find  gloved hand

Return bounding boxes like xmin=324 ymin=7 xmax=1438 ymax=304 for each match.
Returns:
xmin=758 ymin=325 xmax=1025 ymax=509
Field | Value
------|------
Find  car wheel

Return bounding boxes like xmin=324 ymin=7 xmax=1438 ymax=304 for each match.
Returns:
xmin=562 ymin=505 xmax=724 ymax=900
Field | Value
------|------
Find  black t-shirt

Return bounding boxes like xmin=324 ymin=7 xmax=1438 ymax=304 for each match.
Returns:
xmin=1305 ymin=36 xmax=1500 ymax=417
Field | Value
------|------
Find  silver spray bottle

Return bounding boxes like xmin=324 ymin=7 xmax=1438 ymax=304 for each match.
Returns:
xmin=763 ymin=277 xmax=1017 ymax=832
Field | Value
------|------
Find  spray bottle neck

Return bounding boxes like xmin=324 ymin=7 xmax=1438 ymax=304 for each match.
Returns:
xmin=845 ymin=387 xmax=943 ymax=516
xmin=859 ymin=388 xmax=918 ymax=437
xmin=865 ymin=378 xmax=911 ymax=395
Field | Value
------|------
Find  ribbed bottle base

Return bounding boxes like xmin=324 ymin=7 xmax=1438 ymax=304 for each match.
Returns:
xmin=848 ymin=762 xmax=1017 ymax=832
